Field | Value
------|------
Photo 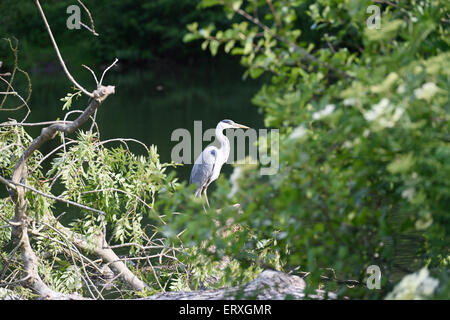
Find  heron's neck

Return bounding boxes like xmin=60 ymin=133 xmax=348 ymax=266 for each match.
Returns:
xmin=216 ymin=125 xmax=230 ymax=161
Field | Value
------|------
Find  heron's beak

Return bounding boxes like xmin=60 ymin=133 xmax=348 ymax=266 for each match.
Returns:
xmin=234 ymin=123 xmax=250 ymax=129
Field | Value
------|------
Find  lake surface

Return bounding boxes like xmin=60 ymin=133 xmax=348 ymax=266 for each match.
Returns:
xmin=12 ymin=59 xmax=264 ymax=182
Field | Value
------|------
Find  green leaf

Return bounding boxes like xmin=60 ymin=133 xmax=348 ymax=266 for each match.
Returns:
xmin=209 ymin=40 xmax=219 ymax=56
xmin=224 ymin=40 xmax=235 ymax=53
xmin=387 ymin=153 xmax=415 ymax=174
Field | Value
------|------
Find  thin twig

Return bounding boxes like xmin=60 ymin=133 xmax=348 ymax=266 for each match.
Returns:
xmin=82 ymin=64 xmax=99 ymax=86
xmin=266 ymin=0 xmax=282 ymax=28
xmin=99 ymin=58 xmax=118 ymax=86
xmin=0 ymin=175 xmax=17 ymax=191
xmin=77 ymin=0 xmax=99 ymax=36
xmin=0 ymin=75 xmax=31 ymax=121
xmin=0 ymin=38 xmax=32 ymax=114
xmin=96 ymin=138 xmax=150 ymax=153
xmin=0 ymin=120 xmax=72 ymax=127
xmin=4 ymin=177 xmax=106 ymax=216
xmin=35 ymin=0 xmax=94 ymax=98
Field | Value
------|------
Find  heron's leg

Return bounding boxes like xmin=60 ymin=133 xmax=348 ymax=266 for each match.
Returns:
xmin=203 ymin=187 xmax=210 ymax=208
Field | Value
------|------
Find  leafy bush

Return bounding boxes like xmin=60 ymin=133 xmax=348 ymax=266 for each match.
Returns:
xmin=0 ymin=119 xmax=181 ymax=297
xmin=167 ymin=0 xmax=450 ymax=299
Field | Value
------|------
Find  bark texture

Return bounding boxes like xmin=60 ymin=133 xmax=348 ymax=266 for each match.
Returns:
xmin=1 ymin=270 xmax=338 ymax=300
xmin=143 ymin=270 xmax=337 ymax=300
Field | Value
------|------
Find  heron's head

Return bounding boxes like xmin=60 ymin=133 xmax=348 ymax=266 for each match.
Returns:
xmin=219 ymin=119 xmax=250 ymax=130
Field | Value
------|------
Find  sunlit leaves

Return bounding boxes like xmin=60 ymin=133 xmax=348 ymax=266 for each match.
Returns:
xmin=0 ymin=119 xmax=183 ymax=296
xmin=60 ymin=88 xmax=82 ymax=111
xmin=179 ymin=0 xmax=450 ymax=299
xmin=46 ymin=131 xmax=179 ymax=246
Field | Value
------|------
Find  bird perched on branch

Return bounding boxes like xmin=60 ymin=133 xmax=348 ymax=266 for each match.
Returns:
xmin=189 ymin=119 xmax=250 ymax=207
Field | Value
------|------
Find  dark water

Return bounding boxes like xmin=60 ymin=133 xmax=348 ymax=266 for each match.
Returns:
xmin=11 ymin=59 xmax=264 ymax=182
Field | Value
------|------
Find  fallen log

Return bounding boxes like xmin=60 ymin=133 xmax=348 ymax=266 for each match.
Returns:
xmin=1 ymin=270 xmax=337 ymax=300
xmin=143 ymin=270 xmax=337 ymax=300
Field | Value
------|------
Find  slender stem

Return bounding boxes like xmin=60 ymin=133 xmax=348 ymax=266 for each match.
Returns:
xmin=35 ymin=0 xmax=94 ymax=97
xmin=234 ymin=7 xmax=353 ymax=80
xmin=0 ymin=121 xmax=72 ymax=127
xmin=4 ymin=177 xmax=106 ymax=216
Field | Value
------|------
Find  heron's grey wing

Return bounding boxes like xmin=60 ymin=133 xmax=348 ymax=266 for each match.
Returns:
xmin=189 ymin=147 xmax=217 ymax=189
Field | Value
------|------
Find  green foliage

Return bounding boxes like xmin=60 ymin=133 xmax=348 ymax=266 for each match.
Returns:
xmin=47 ymin=130 xmax=180 ymax=246
xmin=0 ymin=123 xmax=180 ymax=296
xmin=173 ymin=0 xmax=450 ymax=298
xmin=1 ymin=0 xmax=448 ymax=300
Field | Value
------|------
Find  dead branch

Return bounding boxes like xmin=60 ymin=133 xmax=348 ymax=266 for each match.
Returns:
xmin=99 ymin=58 xmax=118 ymax=86
xmin=52 ymin=219 xmax=149 ymax=292
xmin=0 ymin=38 xmax=32 ymax=114
xmin=0 ymin=120 xmax=72 ymax=127
xmin=2 ymin=269 xmax=338 ymax=300
xmin=3 ymin=177 xmax=106 ymax=217
xmin=77 ymin=0 xmax=99 ymax=36
xmin=35 ymin=0 xmax=93 ymax=97
xmin=95 ymin=138 xmax=150 ymax=153
xmin=4 ymin=84 xmax=114 ymax=298
xmin=82 ymin=64 xmax=99 ymax=86
xmin=233 ymin=7 xmax=353 ymax=80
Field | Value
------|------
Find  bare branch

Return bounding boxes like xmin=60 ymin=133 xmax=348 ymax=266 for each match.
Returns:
xmin=0 ymin=75 xmax=31 ymax=121
xmin=96 ymin=138 xmax=150 ymax=153
xmin=0 ymin=38 xmax=32 ymax=113
xmin=266 ymin=0 xmax=282 ymax=28
xmin=35 ymin=0 xmax=94 ymax=97
xmin=54 ymin=219 xmax=149 ymax=292
xmin=99 ymin=58 xmax=119 ymax=86
xmin=82 ymin=64 xmax=99 ymax=86
xmin=0 ymin=175 xmax=17 ymax=191
xmin=4 ymin=177 xmax=106 ymax=217
xmin=0 ymin=120 xmax=72 ymax=127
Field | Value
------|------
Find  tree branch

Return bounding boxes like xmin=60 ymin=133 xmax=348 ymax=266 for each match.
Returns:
xmin=5 ymin=85 xmax=114 ymax=298
xmin=143 ymin=270 xmax=337 ymax=300
xmin=2 ymin=177 xmax=106 ymax=217
xmin=77 ymin=0 xmax=99 ymax=36
xmin=233 ymin=7 xmax=353 ymax=80
xmin=266 ymin=0 xmax=282 ymax=28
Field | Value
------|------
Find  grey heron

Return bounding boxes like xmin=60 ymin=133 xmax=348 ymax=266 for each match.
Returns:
xmin=189 ymin=119 xmax=250 ymax=207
